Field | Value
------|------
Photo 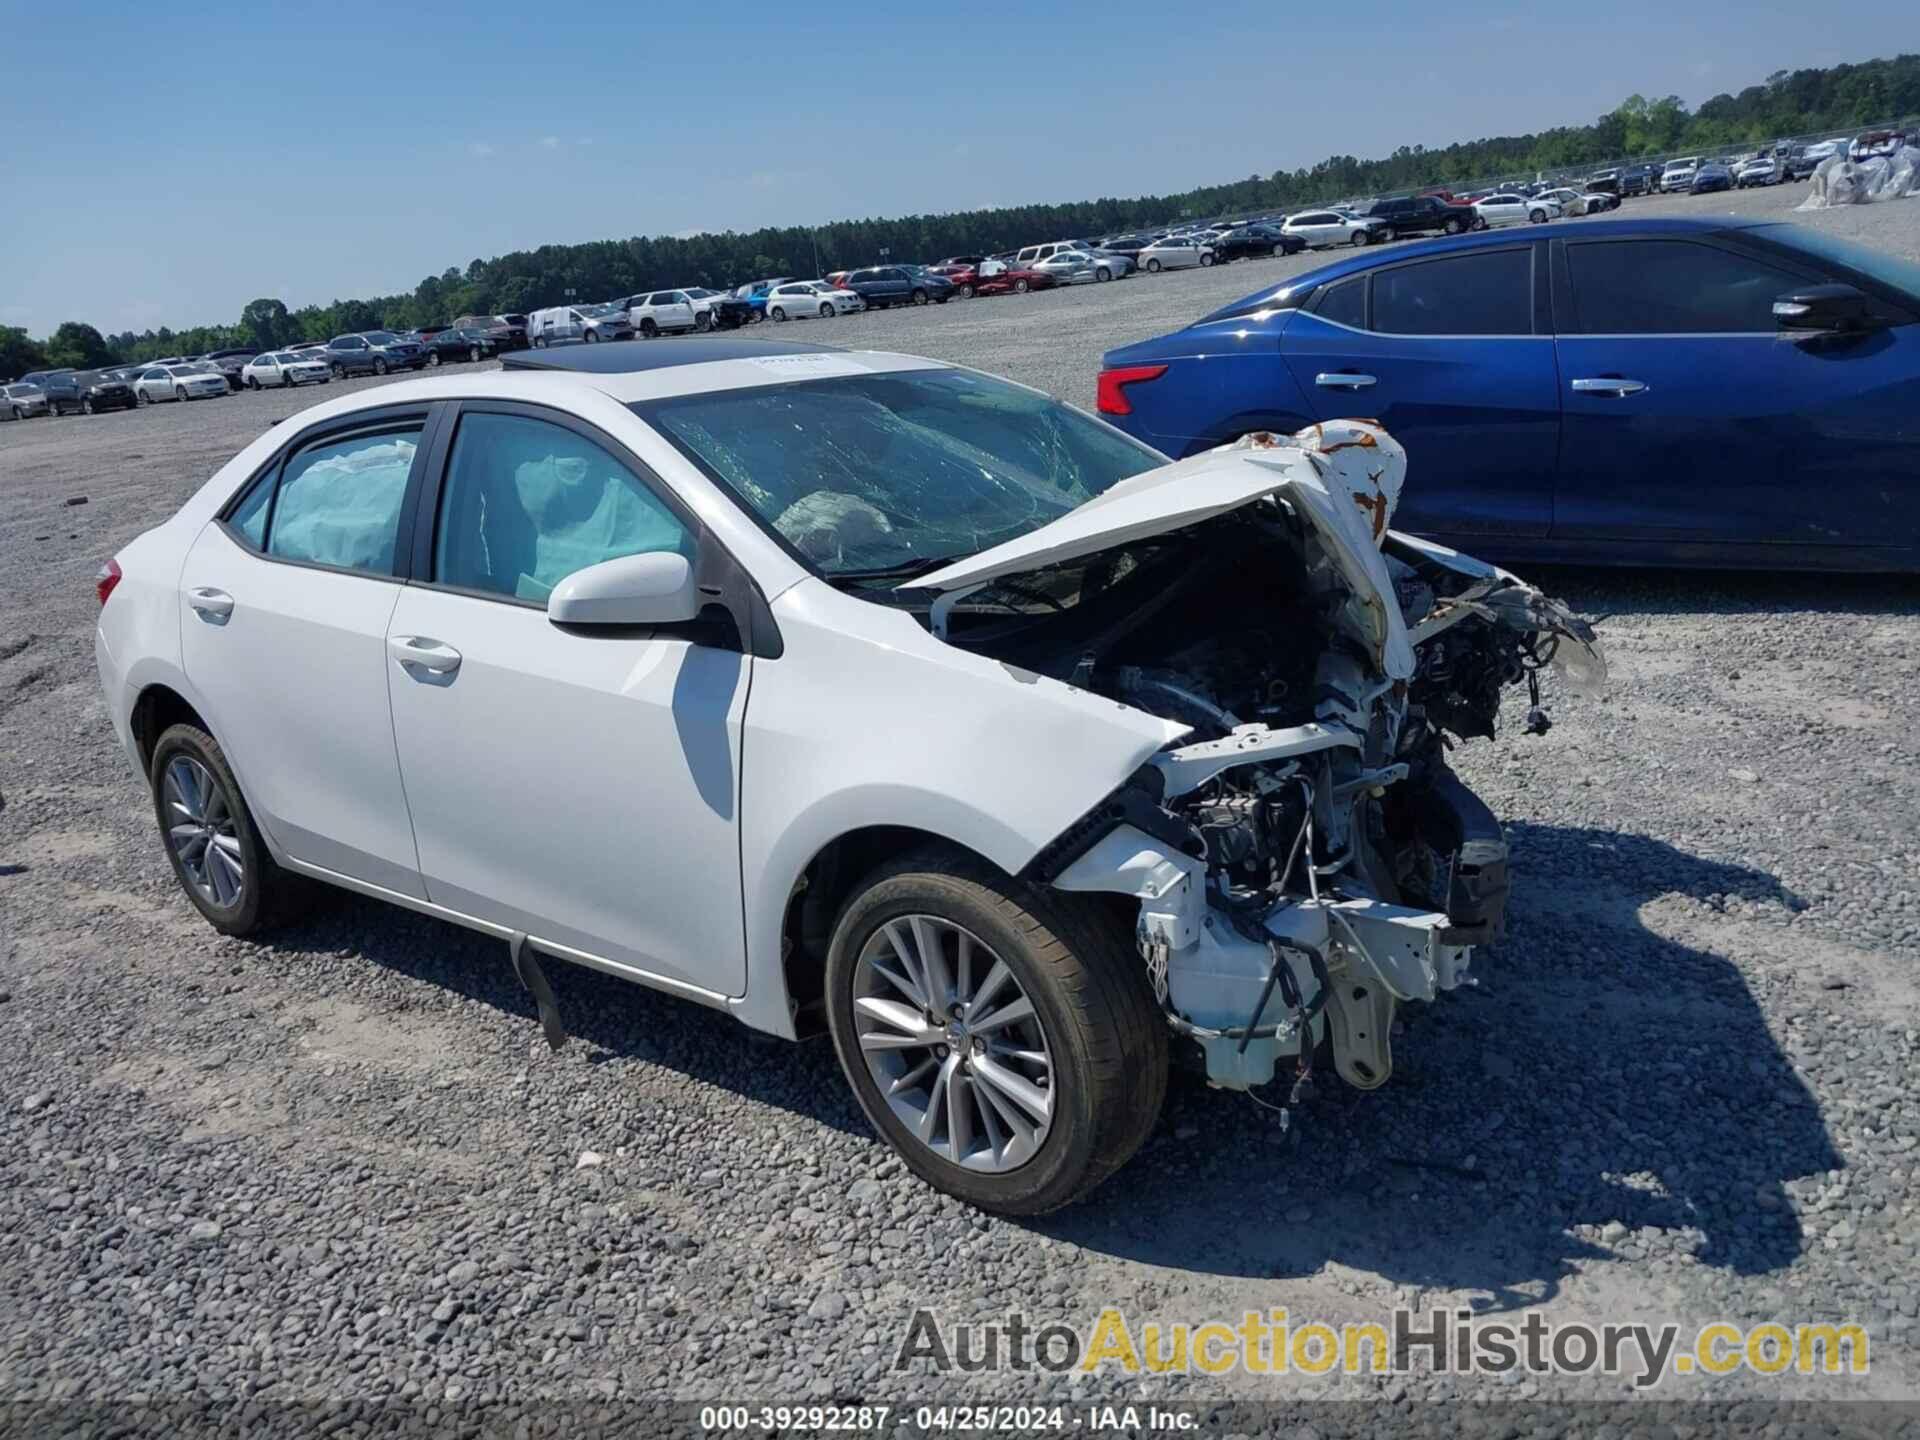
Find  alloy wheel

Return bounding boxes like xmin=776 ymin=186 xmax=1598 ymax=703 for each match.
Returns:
xmin=852 ymin=915 xmax=1055 ymax=1173
xmin=163 ymin=756 xmax=245 ymax=908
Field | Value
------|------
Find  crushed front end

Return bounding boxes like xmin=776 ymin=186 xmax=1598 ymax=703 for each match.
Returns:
xmin=938 ymin=422 xmax=1604 ymax=1098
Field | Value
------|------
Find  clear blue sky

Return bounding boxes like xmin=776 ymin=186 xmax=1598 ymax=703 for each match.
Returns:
xmin=0 ymin=0 xmax=1895 ymax=338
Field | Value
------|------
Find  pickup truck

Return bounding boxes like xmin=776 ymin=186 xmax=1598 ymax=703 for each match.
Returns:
xmin=1359 ymin=194 xmax=1475 ymax=238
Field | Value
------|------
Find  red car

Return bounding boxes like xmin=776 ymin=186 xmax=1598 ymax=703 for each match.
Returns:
xmin=927 ymin=262 xmax=980 ymax=295
xmin=969 ymin=262 xmax=1056 ymax=298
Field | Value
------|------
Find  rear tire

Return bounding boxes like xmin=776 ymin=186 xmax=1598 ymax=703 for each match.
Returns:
xmin=958 ymin=283 xmax=975 ymax=299
xmin=824 ymin=849 xmax=1167 ymax=1215
xmin=149 ymin=723 xmax=309 ymax=937
xmin=1014 ymin=278 xmax=1030 ymax=293
xmin=770 ymin=305 xmax=787 ymax=322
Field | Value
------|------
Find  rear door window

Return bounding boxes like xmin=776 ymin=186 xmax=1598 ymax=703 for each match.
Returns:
xmin=1371 ymin=249 xmax=1533 ymax=336
xmin=1313 ymin=275 xmax=1368 ymax=329
xmin=261 ymin=426 xmax=424 ymax=574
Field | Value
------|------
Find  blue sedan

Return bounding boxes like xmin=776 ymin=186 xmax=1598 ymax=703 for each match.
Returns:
xmin=1097 ymin=218 xmax=1920 ymax=570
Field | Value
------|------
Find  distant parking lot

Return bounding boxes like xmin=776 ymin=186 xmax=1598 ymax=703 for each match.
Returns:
xmin=2 ymin=175 xmax=1918 ymax=1407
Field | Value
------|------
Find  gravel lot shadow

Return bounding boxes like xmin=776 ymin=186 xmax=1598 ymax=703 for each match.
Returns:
xmin=1027 ymin=821 xmax=1840 ymax=1304
xmin=254 ymin=819 xmax=1838 ymax=1306
xmin=256 ymin=897 xmax=871 ymax=1134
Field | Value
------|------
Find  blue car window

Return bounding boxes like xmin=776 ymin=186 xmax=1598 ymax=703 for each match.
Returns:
xmin=1565 ymin=240 xmax=1803 ymax=334
xmin=1372 ymin=250 xmax=1532 ymax=336
xmin=1314 ymin=276 xmax=1367 ymax=330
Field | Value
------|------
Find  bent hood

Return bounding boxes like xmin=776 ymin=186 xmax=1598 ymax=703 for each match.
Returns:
xmin=908 ymin=421 xmax=1417 ymax=680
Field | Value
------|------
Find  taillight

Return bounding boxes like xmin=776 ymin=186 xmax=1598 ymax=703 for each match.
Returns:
xmin=95 ymin=558 xmax=122 ymax=607
xmin=1096 ymin=364 xmax=1168 ymax=416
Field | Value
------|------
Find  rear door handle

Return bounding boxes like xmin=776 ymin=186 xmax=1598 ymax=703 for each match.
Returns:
xmin=388 ymin=635 xmax=463 ymax=675
xmin=1571 ymin=377 xmax=1649 ymax=397
xmin=187 ymin=587 xmax=234 ymax=620
xmin=1316 ymin=372 xmax=1377 ymax=389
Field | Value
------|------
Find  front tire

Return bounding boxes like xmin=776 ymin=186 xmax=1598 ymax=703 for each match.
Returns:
xmin=150 ymin=723 xmax=304 ymax=937
xmin=1014 ymin=278 xmax=1029 ymax=293
xmin=82 ymin=398 xmax=95 ymax=415
xmin=824 ymin=850 xmax=1167 ymax=1215
xmin=373 ymin=356 xmax=389 ymax=374
xmin=820 ymin=304 xmax=834 ymax=319
xmin=1199 ymin=251 xmax=1214 ymax=266
xmin=1530 ymin=209 xmax=1547 ymax=223
xmin=1443 ymin=215 xmax=1464 ymax=235
xmin=912 ymin=288 xmax=929 ymax=305
xmin=1145 ymin=258 xmax=1162 ymax=272
xmin=428 ymin=350 xmax=442 ymax=367
xmin=958 ymin=283 xmax=975 ymax=299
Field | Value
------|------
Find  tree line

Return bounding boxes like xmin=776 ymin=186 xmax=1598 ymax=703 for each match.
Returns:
xmin=4 ymin=52 xmax=1915 ymax=377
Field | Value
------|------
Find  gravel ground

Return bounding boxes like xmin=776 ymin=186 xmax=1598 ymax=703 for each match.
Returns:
xmin=2 ymin=179 xmax=1918 ymax=1427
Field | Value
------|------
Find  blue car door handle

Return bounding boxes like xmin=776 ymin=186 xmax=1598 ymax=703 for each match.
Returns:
xmin=1571 ymin=377 xmax=1649 ymax=397
xmin=1316 ymin=372 xmax=1377 ymax=389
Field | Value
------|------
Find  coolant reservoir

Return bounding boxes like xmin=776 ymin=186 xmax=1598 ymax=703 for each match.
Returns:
xmin=1166 ymin=901 xmax=1330 ymax=1031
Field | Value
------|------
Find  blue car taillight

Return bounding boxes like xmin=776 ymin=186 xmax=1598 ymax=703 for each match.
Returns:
xmin=1096 ymin=364 xmax=1168 ymax=416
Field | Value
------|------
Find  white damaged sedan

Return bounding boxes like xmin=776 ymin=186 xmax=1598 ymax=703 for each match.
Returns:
xmin=93 ymin=337 xmax=1601 ymax=1214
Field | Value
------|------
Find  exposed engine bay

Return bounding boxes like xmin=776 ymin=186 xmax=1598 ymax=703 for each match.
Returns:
xmin=934 ymin=423 xmax=1604 ymax=1099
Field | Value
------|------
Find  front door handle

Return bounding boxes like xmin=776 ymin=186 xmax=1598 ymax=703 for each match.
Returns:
xmin=1316 ymin=372 xmax=1377 ymax=389
xmin=1571 ymin=377 xmax=1649 ymax=397
xmin=187 ymin=587 xmax=234 ymax=620
xmin=388 ymin=635 xmax=463 ymax=675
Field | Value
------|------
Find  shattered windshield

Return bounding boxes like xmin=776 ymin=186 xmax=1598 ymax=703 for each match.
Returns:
xmin=634 ymin=369 xmax=1164 ymax=578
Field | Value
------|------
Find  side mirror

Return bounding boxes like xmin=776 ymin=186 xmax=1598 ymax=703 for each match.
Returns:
xmin=547 ymin=551 xmax=699 ymax=627
xmin=1774 ymin=283 xmax=1881 ymax=334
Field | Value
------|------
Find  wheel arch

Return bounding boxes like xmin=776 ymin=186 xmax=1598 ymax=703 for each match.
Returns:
xmin=130 ymin=681 xmax=210 ymax=772
xmin=776 ymin=824 xmax=1004 ymax=1038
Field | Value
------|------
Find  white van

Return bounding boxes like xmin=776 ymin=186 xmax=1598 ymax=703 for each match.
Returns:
xmin=527 ymin=304 xmax=635 ymax=347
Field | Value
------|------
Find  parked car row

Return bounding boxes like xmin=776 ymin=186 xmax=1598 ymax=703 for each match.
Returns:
xmin=1 ymin=321 xmax=524 ymax=420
